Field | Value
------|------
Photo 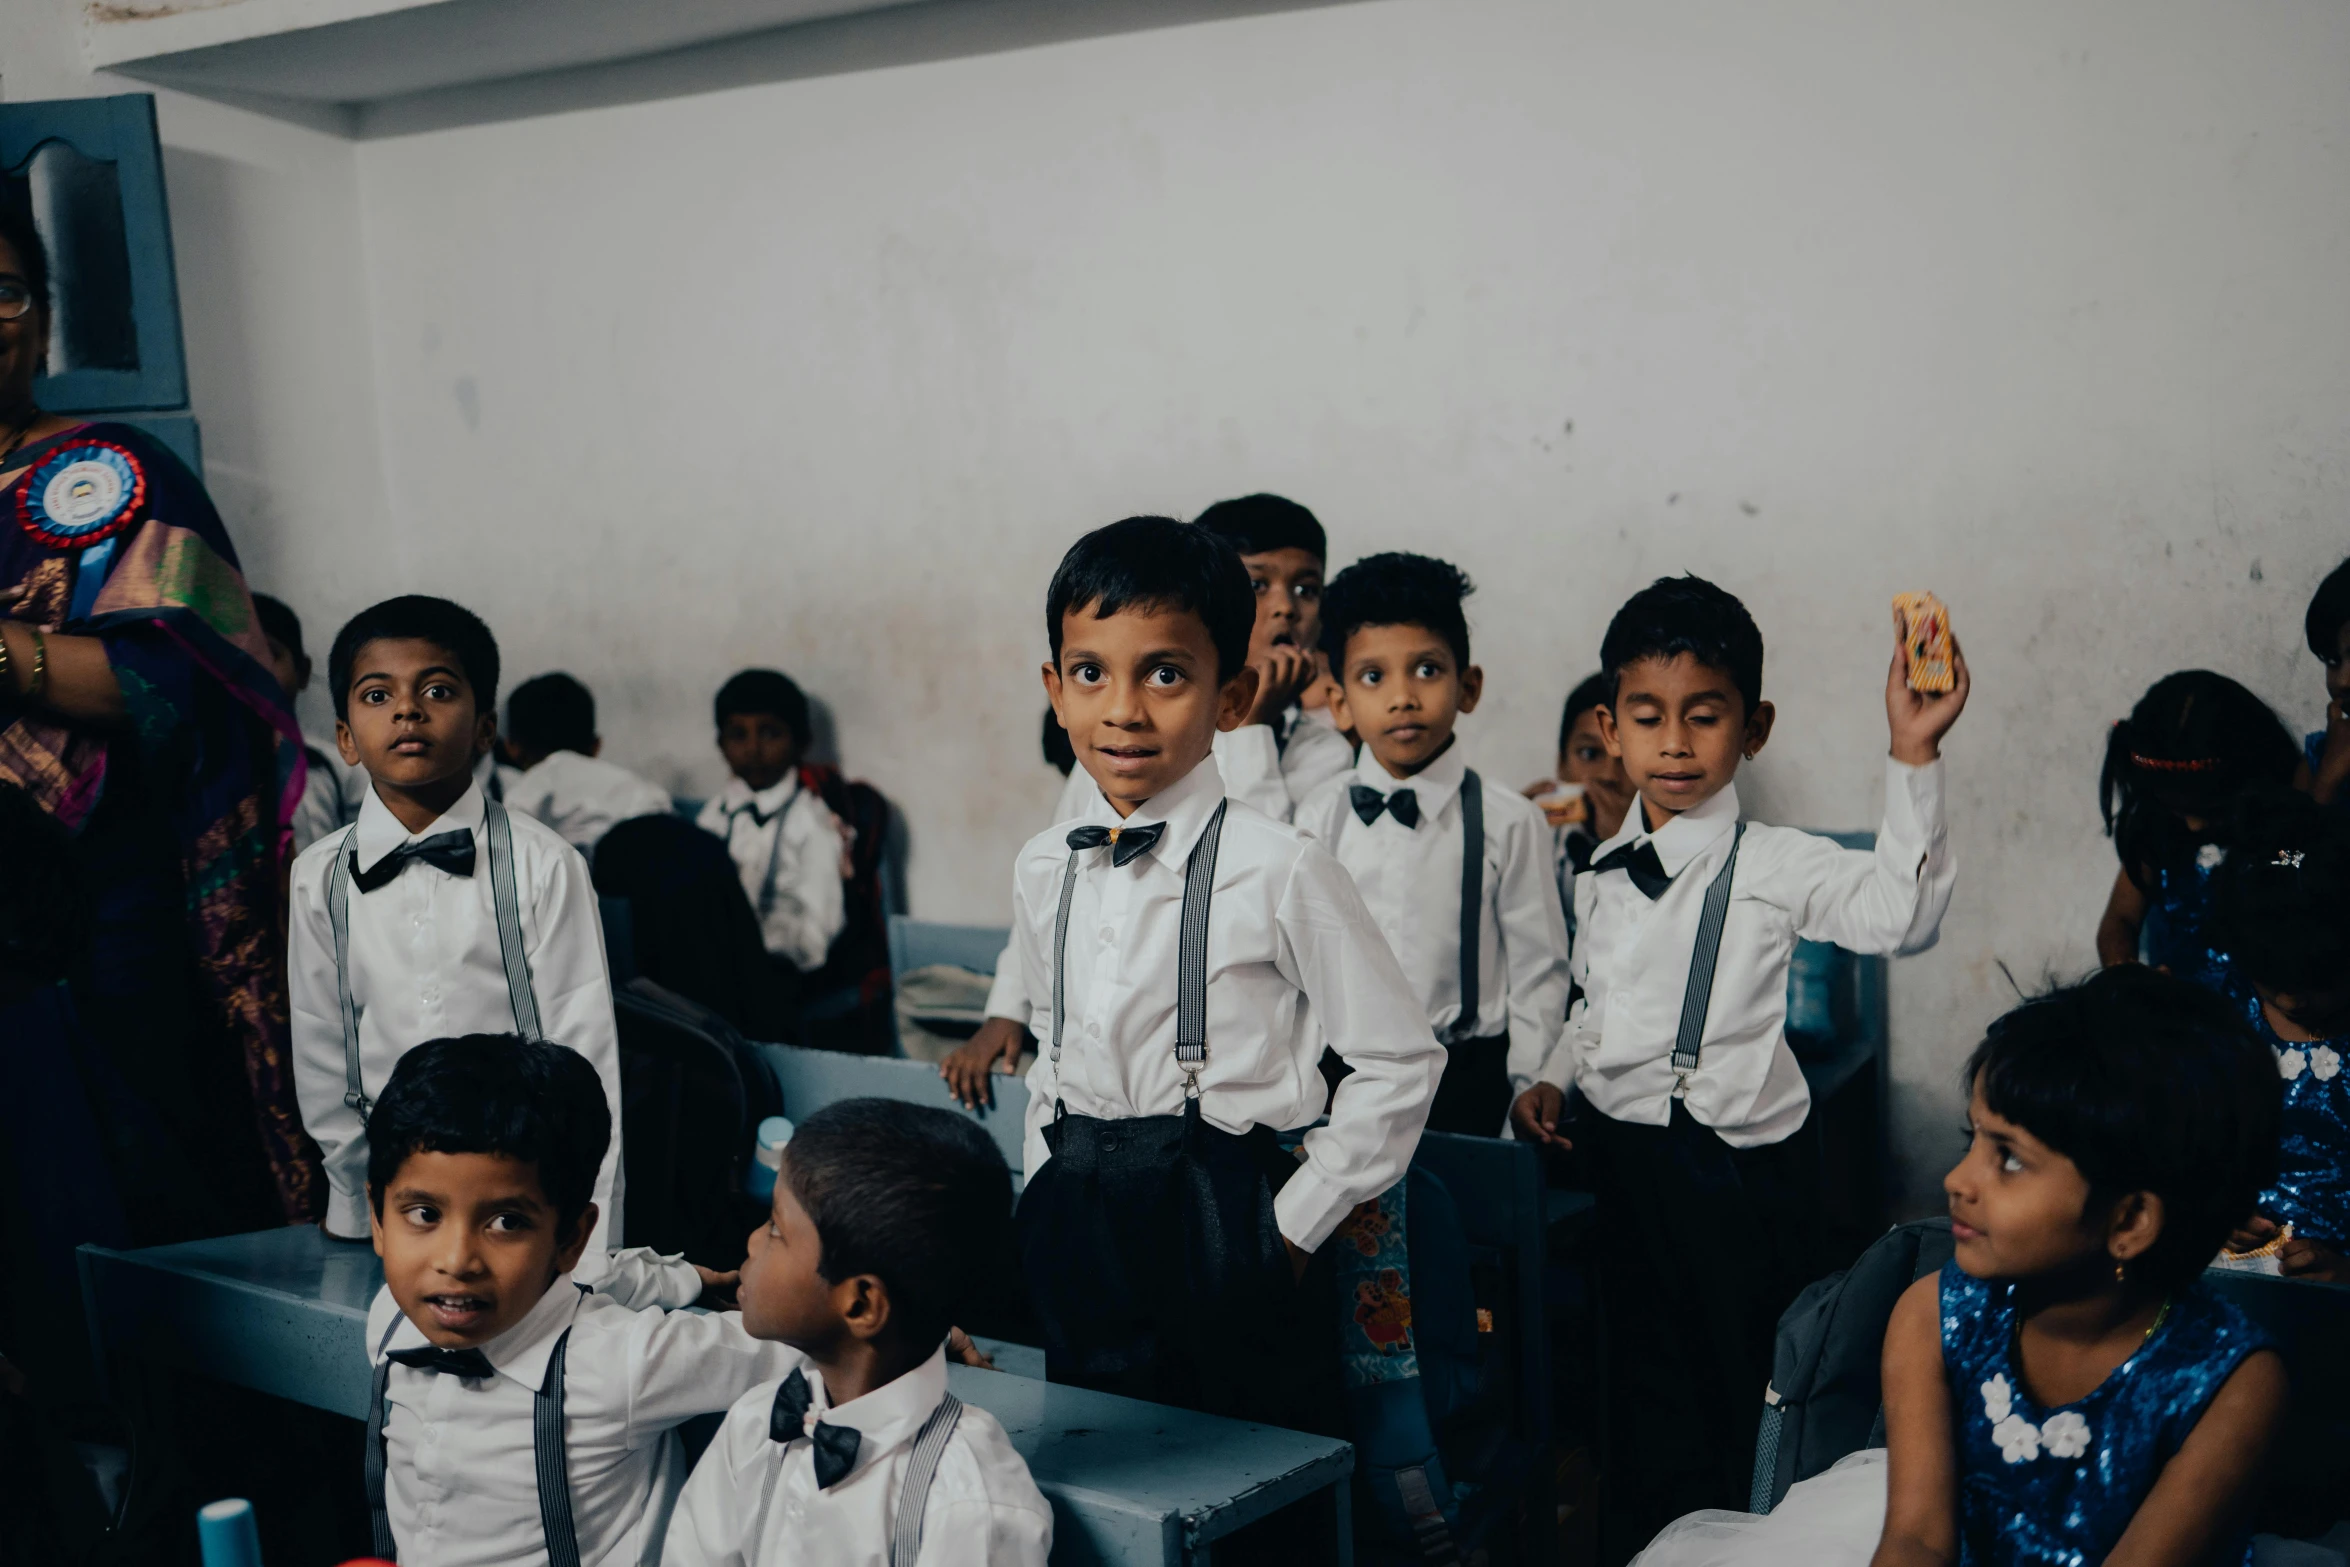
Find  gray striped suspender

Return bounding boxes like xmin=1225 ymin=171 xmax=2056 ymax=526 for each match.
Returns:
xmin=889 ymin=1393 xmax=966 ymax=1567
xmin=366 ymin=1318 xmax=581 ymax=1565
xmin=1050 ymin=801 xmax=1229 ymax=1111
xmin=1670 ymin=821 xmax=1745 ymax=1092
xmin=1450 ymin=770 xmax=1484 ymax=1043
xmin=333 ymin=798 xmax=543 ymax=1122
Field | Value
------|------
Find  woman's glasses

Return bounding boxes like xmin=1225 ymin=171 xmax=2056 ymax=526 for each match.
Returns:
xmin=0 ymin=281 xmax=39 ymax=322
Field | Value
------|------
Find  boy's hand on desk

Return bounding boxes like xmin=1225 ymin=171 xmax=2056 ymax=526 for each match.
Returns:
xmin=2279 ymin=1236 xmax=2346 ymax=1285
xmin=1510 ymin=1084 xmax=1573 ymax=1150
xmin=941 ymin=1018 xmax=1029 ymax=1109
xmin=1886 ymin=632 xmax=1971 ymax=766
xmin=947 ymin=1326 xmax=996 ymax=1369
xmin=693 ymin=1266 xmax=741 ymax=1308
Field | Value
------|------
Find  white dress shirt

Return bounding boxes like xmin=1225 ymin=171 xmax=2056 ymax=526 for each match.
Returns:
xmin=368 ymin=1277 xmax=799 ymax=1567
xmin=1295 ymin=742 xmax=1572 ymax=1105
xmin=1546 ymin=759 xmax=1955 ymax=1147
xmin=292 ymin=741 xmax=360 ymax=855
xmin=1007 ymin=754 xmax=1443 ymax=1252
xmin=289 ymin=780 xmax=626 ymax=1248
xmin=507 ymin=750 xmax=674 ymax=855
xmin=695 ymin=776 xmax=847 ymax=972
xmin=661 ymin=1347 xmax=1052 ymax=1567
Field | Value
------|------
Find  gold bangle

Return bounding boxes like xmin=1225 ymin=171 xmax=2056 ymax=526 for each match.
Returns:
xmin=26 ymin=628 xmax=45 ymax=702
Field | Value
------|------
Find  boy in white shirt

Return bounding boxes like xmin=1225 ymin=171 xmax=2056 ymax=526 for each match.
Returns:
xmin=364 ymin=1036 xmax=789 ymax=1567
xmin=254 ymin=592 xmax=365 ymax=854
xmin=289 ymin=596 xmax=626 ymax=1260
xmin=1295 ymin=553 xmax=1570 ymax=1136
xmin=501 ymin=672 xmax=673 ymax=856
xmin=664 ymin=1097 xmax=1052 ymax=1567
xmin=1007 ymin=517 xmax=1442 ymax=1433
xmin=694 ymin=669 xmax=846 ymax=1023
xmin=1507 ymin=574 xmax=1969 ymax=1553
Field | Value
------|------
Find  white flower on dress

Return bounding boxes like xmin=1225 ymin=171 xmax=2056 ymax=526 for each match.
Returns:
xmin=1980 ymin=1374 xmax=2013 ymax=1424
xmin=2280 ymin=1048 xmax=2309 ymax=1081
xmin=1993 ymin=1413 xmax=2042 ymax=1464
xmin=2313 ymin=1046 xmax=2341 ymax=1082
xmin=2041 ymin=1410 xmax=2092 ymax=1460
xmin=2197 ymin=843 xmax=2227 ymax=871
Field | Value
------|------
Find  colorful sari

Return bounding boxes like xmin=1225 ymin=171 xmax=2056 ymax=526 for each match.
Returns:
xmin=2 ymin=420 xmax=320 ymax=1226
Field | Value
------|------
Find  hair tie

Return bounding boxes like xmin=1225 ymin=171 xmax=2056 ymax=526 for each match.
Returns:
xmin=2128 ymin=752 xmax=2221 ymax=773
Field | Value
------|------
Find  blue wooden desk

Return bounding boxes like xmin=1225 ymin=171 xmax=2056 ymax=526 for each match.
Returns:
xmin=78 ymin=1227 xmax=1352 ymax=1566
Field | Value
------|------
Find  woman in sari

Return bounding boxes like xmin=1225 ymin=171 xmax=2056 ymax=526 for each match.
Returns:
xmin=0 ymin=206 xmax=319 ymax=1239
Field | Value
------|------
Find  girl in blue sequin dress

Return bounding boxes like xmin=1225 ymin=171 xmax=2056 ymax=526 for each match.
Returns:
xmin=2217 ymin=792 xmax=2350 ymax=1285
xmin=2094 ymin=673 xmax=2300 ymax=993
xmin=1632 ymin=969 xmax=2287 ymax=1567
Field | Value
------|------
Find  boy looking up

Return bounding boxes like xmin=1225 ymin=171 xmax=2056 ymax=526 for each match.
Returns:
xmin=1510 ymin=574 xmax=1967 ymax=1553
xmin=695 ymin=669 xmax=847 ymax=1002
xmin=289 ymin=596 xmax=626 ymax=1261
xmin=364 ymin=1036 xmax=789 ymax=1567
xmin=664 ymin=1099 xmax=1052 ymax=1566
xmin=500 ymin=672 xmax=672 ymax=856
xmin=1007 ymin=517 xmax=1441 ymax=1432
xmin=1296 ymin=553 xmax=1570 ymax=1136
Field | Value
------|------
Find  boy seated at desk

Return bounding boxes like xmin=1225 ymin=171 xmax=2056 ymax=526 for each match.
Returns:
xmin=499 ymin=671 xmax=673 ymax=856
xmin=664 ymin=1098 xmax=1052 ymax=1567
xmin=363 ymin=1035 xmax=788 ymax=1567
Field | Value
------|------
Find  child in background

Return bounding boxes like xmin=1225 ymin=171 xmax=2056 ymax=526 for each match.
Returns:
xmin=1633 ymin=968 xmax=2286 ymax=1567
xmin=2295 ymin=556 xmax=2350 ymax=809
xmin=696 ymin=669 xmax=847 ymax=1022
xmin=1524 ymin=670 xmax=1637 ymax=929
xmin=364 ymin=1036 xmax=787 ymax=1566
xmin=1512 ymin=575 xmax=1966 ymax=1555
xmin=289 ymin=596 xmax=626 ymax=1260
xmin=499 ymin=672 xmax=672 ymax=856
xmin=2217 ymin=789 xmax=2350 ymax=1284
xmin=2093 ymin=671 xmax=2300 ymax=991
xmin=1296 ymin=552 xmax=1570 ymax=1136
xmin=662 ymin=1098 xmax=1052 ymax=1567
xmin=253 ymin=593 xmax=363 ymax=854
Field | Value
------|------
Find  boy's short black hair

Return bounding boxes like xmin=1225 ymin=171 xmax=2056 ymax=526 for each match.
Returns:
xmin=782 ymin=1098 xmax=1013 ymax=1355
xmin=327 ymin=596 xmax=501 ymax=724
xmin=1598 ymin=575 xmax=1764 ymax=714
xmin=1318 ymin=551 xmax=1474 ymax=670
xmin=1193 ymin=493 xmax=1327 ymax=563
xmin=1966 ymin=967 xmax=2278 ymax=1293
xmin=507 ymin=672 xmax=597 ymax=758
xmin=365 ymin=1035 xmax=610 ymax=1234
xmin=2100 ymin=670 xmax=2300 ymax=887
xmin=2305 ymin=556 xmax=2350 ymax=660
xmin=2217 ymin=787 xmax=2350 ymax=1000
xmin=1557 ymin=671 xmax=1611 ymax=756
xmin=1046 ymin=517 xmax=1254 ymax=684
xmin=0 ymin=781 xmax=89 ymax=995
xmin=252 ymin=593 xmax=306 ymax=664
xmin=713 ymin=668 xmax=810 ymax=749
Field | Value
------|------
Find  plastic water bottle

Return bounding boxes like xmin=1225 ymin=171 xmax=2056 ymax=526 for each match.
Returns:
xmin=196 ymin=1499 xmax=262 ymax=1567
xmin=747 ymin=1115 xmax=794 ymax=1201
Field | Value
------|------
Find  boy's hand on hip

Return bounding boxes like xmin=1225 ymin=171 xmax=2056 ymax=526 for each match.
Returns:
xmin=1510 ymin=1083 xmax=1573 ymax=1149
xmin=1886 ymin=632 xmax=1971 ymax=765
xmin=940 ymin=1017 xmax=1029 ymax=1109
xmin=1284 ymin=1236 xmax=1312 ymax=1285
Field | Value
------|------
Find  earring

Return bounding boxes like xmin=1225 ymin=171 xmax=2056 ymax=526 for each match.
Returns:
xmin=2113 ymin=1261 xmax=2126 ymax=1285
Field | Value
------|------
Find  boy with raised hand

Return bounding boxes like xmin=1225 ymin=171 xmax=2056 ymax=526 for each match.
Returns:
xmin=1006 ymin=517 xmax=1441 ymax=1432
xmin=1295 ymin=552 xmax=1570 ymax=1136
xmin=289 ymin=596 xmax=627 ymax=1264
xmin=1508 ymin=574 xmax=1968 ymax=1553
xmin=663 ymin=1098 xmax=1052 ymax=1567
xmin=364 ymin=1035 xmax=787 ymax=1567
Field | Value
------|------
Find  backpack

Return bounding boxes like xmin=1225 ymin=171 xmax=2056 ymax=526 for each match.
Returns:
xmin=797 ymin=765 xmax=896 ymax=1053
xmin=593 ymin=813 xmax=793 ymax=1042
xmin=614 ymin=977 xmax=784 ymax=1267
xmin=1750 ymin=1217 xmax=1954 ymax=1513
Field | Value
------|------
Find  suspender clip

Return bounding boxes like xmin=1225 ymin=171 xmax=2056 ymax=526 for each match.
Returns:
xmin=1182 ymin=1067 xmax=1202 ymax=1100
xmin=344 ymin=1090 xmax=373 ymax=1119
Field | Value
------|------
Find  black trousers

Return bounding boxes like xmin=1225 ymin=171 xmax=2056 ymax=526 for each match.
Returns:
xmin=1015 ymin=1101 xmax=1342 ymax=1437
xmin=1581 ymin=1101 xmax=1820 ymax=1562
xmin=1425 ymin=1030 xmax=1511 ymax=1136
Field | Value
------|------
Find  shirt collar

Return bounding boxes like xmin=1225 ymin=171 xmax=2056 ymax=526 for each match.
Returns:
xmin=354 ymin=777 xmax=487 ymax=875
xmin=1079 ymin=751 xmax=1227 ymax=870
xmin=1610 ymin=781 xmax=1741 ymax=879
xmin=801 ymin=1345 xmax=951 ymax=1480
xmin=718 ymin=773 xmax=799 ymax=822
xmin=1350 ymin=735 xmax=1466 ymax=821
xmin=378 ymin=1271 xmax=584 ymax=1394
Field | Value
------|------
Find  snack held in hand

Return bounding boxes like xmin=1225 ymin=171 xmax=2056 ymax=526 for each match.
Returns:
xmin=1893 ymin=591 xmax=1955 ymax=693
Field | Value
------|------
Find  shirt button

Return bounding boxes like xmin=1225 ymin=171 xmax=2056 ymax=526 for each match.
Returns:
xmin=1099 ymin=926 xmax=1115 ymax=944
xmin=1087 ymin=1020 xmax=1100 ymax=1038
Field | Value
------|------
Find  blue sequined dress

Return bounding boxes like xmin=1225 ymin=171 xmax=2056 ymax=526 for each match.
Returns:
xmin=2140 ymin=848 xmax=2229 ymax=995
xmin=2229 ymin=971 xmax=2350 ymax=1246
xmin=1944 ymin=1263 xmax=2270 ymax=1567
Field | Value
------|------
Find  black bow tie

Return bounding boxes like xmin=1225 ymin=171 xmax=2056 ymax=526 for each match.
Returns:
xmin=352 ymin=829 xmax=476 ymax=894
xmin=1350 ymin=784 xmax=1420 ymax=829
xmin=1590 ymin=839 xmax=1673 ymax=901
xmin=385 ymin=1344 xmax=496 ymax=1379
xmin=769 ymin=1369 xmax=861 ymax=1488
xmin=1067 ymin=821 xmax=1164 ymax=868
